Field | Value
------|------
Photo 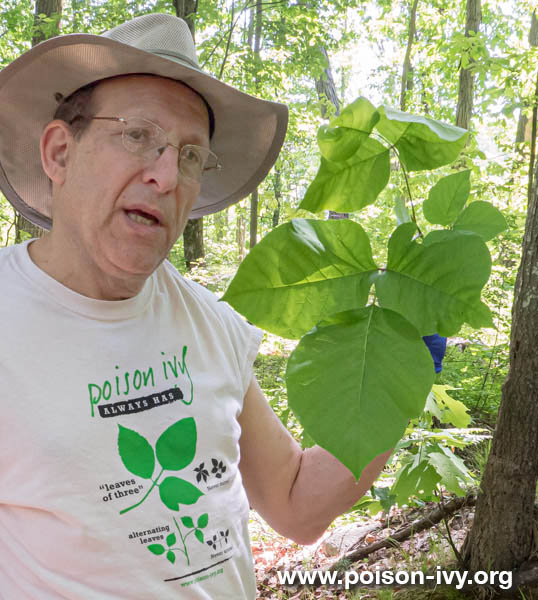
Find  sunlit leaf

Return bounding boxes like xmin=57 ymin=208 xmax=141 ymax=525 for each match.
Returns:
xmin=375 ymin=106 xmax=468 ymax=171
xmin=286 ymin=305 xmax=434 ymax=479
xmin=300 ymin=137 xmax=390 ymax=213
xmin=374 ymin=223 xmax=493 ymax=336
xmin=430 ymin=385 xmax=470 ymax=428
xmin=222 ymin=219 xmax=377 ymax=339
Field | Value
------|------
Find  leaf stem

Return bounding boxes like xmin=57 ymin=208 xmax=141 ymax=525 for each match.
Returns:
xmin=174 ymin=516 xmax=191 ymax=566
xmin=119 ymin=468 xmax=164 ymax=515
xmin=391 ymin=145 xmax=424 ymax=238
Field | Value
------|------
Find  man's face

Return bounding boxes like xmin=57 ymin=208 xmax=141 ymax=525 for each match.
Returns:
xmin=51 ymin=75 xmax=210 ymax=288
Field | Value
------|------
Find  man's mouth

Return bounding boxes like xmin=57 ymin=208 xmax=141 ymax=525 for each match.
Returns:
xmin=125 ymin=209 xmax=160 ymax=226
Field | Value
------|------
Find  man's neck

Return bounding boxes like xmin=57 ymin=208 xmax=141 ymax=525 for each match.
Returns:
xmin=28 ymin=236 xmax=148 ymax=301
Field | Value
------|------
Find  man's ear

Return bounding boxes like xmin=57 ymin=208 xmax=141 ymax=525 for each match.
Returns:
xmin=40 ymin=120 xmax=74 ymax=185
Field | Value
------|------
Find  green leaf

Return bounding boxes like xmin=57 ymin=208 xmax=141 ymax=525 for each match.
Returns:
xmin=166 ymin=533 xmax=176 ymax=547
xmin=166 ymin=550 xmax=176 ymax=564
xmin=117 ymin=425 xmax=155 ymax=479
xmin=427 ymin=450 xmax=469 ymax=496
xmin=375 ymin=106 xmax=468 ymax=171
xmin=197 ymin=513 xmax=208 ymax=529
xmin=453 ymin=201 xmax=508 ymax=242
xmin=423 ymin=170 xmax=471 ymax=226
xmin=181 ymin=516 xmax=195 ymax=529
xmin=155 ymin=418 xmax=197 ymax=471
xmin=330 ymin=97 xmax=379 ymax=131
xmin=147 ymin=544 xmax=165 ymax=555
xmin=371 ymin=486 xmax=397 ymax=513
xmin=286 ymin=305 xmax=434 ymax=479
xmin=316 ymin=98 xmax=379 ymax=162
xmin=374 ymin=223 xmax=493 ymax=336
xmin=394 ymin=196 xmax=411 ymax=225
xmin=391 ymin=459 xmax=441 ymax=505
xmin=430 ymin=385 xmax=470 ymax=428
xmin=159 ymin=476 xmax=204 ymax=511
xmin=317 ymin=126 xmax=367 ymax=163
xmin=195 ymin=529 xmax=204 ymax=544
xmin=222 ymin=219 xmax=377 ymax=339
xmin=300 ymin=137 xmax=390 ymax=213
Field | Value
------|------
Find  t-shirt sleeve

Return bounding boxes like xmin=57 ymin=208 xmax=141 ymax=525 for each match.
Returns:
xmin=214 ymin=298 xmax=263 ymax=396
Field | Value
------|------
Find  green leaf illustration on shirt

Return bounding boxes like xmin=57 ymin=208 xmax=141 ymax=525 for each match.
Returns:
xmin=148 ymin=544 xmax=165 ymax=555
xmin=181 ymin=516 xmax=195 ymax=528
xmin=159 ymin=476 xmax=204 ymax=511
xmin=117 ymin=418 xmax=202 ymax=516
xmin=117 ymin=425 xmax=155 ymax=479
xmin=155 ymin=417 xmax=197 ymax=471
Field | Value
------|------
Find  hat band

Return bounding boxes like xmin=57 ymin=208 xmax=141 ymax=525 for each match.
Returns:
xmin=148 ymin=49 xmax=199 ymax=70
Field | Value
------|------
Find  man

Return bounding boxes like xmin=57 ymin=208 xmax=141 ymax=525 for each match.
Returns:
xmin=0 ymin=13 xmax=390 ymax=598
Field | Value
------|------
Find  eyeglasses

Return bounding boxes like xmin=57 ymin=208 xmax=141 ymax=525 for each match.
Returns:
xmin=89 ymin=116 xmax=222 ymax=184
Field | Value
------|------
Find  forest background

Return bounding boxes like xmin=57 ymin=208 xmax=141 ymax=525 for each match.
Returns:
xmin=1 ymin=0 xmax=538 ymax=598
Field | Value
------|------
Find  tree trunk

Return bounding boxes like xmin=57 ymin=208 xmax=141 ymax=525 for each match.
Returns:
xmin=314 ymin=46 xmax=348 ymax=220
xmin=249 ymin=189 xmax=258 ymax=249
xmin=400 ymin=0 xmax=419 ymax=112
xmin=515 ymin=12 xmax=538 ymax=148
xmin=463 ymin=157 xmax=538 ymax=577
xmin=32 ymin=0 xmax=62 ymax=45
xmin=173 ymin=0 xmax=204 ymax=270
xmin=236 ymin=205 xmax=245 ymax=262
xmin=15 ymin=0 xmax=63 ymax=241
xmin=455 ymin=0 xmax=481 ymax=129
xmin=248 ymin=0 xmax=262 ymax=248
xmin=272 ymin=166 xmax=282 ymax=229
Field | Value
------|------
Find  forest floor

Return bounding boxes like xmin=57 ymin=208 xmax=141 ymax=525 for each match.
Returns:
xmin=250 ymin=501 xmax=477 ymax=600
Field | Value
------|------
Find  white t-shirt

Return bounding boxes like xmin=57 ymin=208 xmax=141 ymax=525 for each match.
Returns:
xmin=0 ymin=240 xmax=262 ymax=599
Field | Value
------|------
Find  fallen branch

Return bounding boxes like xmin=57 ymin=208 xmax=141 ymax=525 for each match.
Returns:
xmin=328 ymin=494 xmax=476 ymax=572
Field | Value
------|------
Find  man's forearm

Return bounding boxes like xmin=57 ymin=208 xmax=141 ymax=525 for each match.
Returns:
xmin=286 ymin=446 xmax=392 ymax=545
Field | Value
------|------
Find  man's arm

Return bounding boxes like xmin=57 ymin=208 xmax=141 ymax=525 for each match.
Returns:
xmin=238 ymin=377 xmax=392 ymax=545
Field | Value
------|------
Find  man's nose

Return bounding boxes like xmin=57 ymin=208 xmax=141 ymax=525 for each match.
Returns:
xmin=141 ymin=145 xmax=179 ymax=193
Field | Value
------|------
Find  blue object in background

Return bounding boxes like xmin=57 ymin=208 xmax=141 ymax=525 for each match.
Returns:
xmin=422 ymin=334 xmax=447 ymax=373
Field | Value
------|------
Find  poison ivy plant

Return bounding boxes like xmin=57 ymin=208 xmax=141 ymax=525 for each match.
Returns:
xmin=223 ymin=97 xmax=507 ymax=480
xmin=117 ymin=417 xmax=203 ymax=515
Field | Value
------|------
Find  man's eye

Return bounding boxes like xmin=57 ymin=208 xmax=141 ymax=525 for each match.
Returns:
xmin=183 ymin=148 xmax=203 ymax=165
xmin=125 ymin=127 xmax=152 ymax=143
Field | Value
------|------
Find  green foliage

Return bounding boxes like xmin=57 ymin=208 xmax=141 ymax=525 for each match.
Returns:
xmin=287 ymin=305 xmax=434 ymax=476
xmin=225 ymin=96 xmax=506 ymax=479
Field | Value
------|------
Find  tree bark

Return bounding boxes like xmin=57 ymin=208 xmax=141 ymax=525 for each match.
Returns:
xmin=455 ymin=0 xmax=481 ymax=129
xmin=463 ymin=159 xmax=538 ymax=575
xmin=173 ymin=0 xmax=204 ymax=270
xmin=314 ymin=46 xmax=348 ymax=220
xmin=400 ymin=0 xmax=419 ymax=112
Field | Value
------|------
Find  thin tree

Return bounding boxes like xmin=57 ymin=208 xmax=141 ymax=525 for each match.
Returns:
xmin=455 ymin=0 xmax=481 ymax=129
xmin=400 ymin=0 xmax=419 ymax=112
xmin=173 ymin=0 xmax=205 ymax=270
xmin=249 ymin=0 xmax=262 ymax=249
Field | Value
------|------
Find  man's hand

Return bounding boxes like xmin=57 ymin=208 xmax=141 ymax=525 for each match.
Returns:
xmin=238 ymin=377 xmax=392 ymax=545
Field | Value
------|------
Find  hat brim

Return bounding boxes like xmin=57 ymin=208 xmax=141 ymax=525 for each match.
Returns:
xmin=0 ymin=34 xmax=288 ymax=229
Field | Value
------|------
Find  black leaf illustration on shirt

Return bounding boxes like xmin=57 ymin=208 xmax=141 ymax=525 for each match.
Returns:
xmin=211 ymin=458 xmax=227 ymax=479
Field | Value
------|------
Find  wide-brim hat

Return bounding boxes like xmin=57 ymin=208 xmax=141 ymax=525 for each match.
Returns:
xmin=0 ymin=13 xmax=288 ymax=229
